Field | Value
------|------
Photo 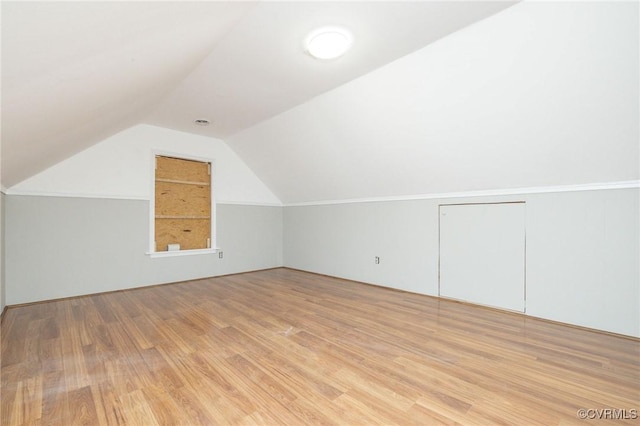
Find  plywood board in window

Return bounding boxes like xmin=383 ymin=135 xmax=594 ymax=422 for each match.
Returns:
xmin=156 ymin=156 xmax=209 ymax=183
xmin=155 ymin=218 xmax=211 ymax=251
xmin=155 ymin=181 xmax=210 ymax=217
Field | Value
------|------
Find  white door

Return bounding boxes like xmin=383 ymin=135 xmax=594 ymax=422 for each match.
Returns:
xmin=439 ymin=202 xmax=526 ymax=312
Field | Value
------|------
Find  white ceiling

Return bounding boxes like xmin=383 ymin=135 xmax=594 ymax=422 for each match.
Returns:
xmin=1 ymin=0 xmax=515 ymax=188
xmin=228 ymin=1 xmax=639 ymax=203
xmin=145 ymin=1 xmax=516 ymax=138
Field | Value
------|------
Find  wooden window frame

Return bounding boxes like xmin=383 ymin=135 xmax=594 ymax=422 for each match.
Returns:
xmin=148 ymin=150 xmax=217 ymax=258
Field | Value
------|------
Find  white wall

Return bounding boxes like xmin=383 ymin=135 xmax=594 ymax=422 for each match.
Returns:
xmin=284 ymin=188 xmax=640 ymax=337
xmin=8 ymin=124 xmax=281 ymax=205
xmin=228 ymin=1 xmax=638 ymax=204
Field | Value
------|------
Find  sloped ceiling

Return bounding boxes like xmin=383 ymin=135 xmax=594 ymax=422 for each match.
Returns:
xmin=1 ymin=0 xmax=516 ymax=189
xmin=145 ymin=1 xmax=516 ymax=138
xmin=1 ymin=1 xmax=257 ymax=187
xmin=227 ymin=1 xmax=639 ymax=204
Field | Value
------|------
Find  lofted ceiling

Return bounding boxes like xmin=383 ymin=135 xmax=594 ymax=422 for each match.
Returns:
xmin=226 ymin=1 xmax=639 ymax=203
xmin=1 ymin=0 xmax=516 ymax=189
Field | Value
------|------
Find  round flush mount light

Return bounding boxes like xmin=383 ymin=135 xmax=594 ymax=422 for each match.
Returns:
xmin=193 ymin=119 xmax=211 ymax=126
xmin=305 ymin=27 xmax=353 ymax=60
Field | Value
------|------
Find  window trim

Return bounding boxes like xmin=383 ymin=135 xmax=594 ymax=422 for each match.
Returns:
xmin=147 ymin=248 xmax=218 ymax=258
xmin=147 ymin=149 xmax=217 ymax=257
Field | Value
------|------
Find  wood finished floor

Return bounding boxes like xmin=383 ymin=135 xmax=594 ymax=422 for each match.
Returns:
xmin=1 ymin=268 xmax=638 ymax=425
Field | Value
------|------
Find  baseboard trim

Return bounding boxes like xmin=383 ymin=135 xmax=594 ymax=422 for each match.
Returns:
xmin=0 ymin=306 xmax=8 ymax=325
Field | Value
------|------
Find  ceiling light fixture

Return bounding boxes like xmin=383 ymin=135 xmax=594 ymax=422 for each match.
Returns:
xmin=193 ymin=119 xmax=211 ymax=126
xmin=305 ymin=27 xmax=353 ymax=60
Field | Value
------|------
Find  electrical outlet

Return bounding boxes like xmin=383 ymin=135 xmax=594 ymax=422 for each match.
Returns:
xmin=218 ymin=251 xmax=224 ymax=259
xmin=375 ymin=256 xmax=380 ymax=264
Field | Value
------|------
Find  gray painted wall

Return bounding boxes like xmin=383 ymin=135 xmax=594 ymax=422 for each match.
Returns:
xmin=5 ymin=188 xmax=639 ymax=337
xmin=284 ymin=188 xmax=640 ymax=337
xmin=1 ymin=192 xmax=5 ymax=313
xmin=5 ymin=195 xmax=282 ymax=305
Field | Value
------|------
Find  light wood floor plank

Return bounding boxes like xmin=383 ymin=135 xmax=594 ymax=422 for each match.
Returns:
xmin=2 ymin=268 xmax=638 ymax=425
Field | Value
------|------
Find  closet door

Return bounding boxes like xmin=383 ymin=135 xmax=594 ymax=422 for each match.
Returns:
xmin=439 ymin=202 xmax=526 ymax=312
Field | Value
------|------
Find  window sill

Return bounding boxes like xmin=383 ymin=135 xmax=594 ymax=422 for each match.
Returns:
xmin=146 ymin=248 xmax=219 ymax=258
